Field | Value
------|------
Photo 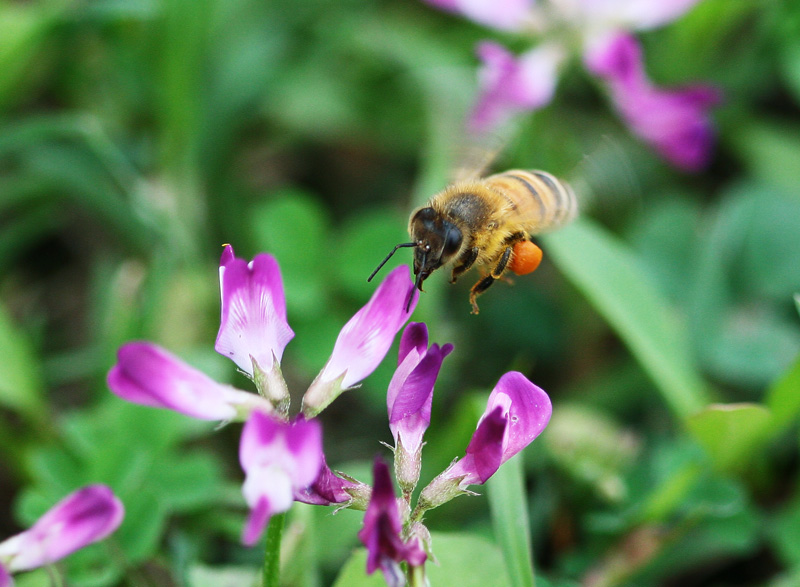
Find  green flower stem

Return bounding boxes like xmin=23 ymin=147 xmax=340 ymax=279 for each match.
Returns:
xmin=263 ymin=512 xmax=286 ymax=587
xmin=488 ymin=456 xmax=535 ymax=587
xmin=407 ymin=563 xmax=428 ymax=587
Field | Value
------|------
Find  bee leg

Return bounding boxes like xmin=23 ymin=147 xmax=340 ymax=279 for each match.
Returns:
xmin=468 ymin=246 xmax=512 ymax=314
xmin=450 ymin=247 xmax=479 ymax=284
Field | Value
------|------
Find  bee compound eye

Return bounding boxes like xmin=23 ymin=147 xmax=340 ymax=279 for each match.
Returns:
xmin=442 ymin=225 xmax=463 ymax=257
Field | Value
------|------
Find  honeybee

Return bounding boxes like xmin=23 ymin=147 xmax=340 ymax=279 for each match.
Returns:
xmin=369 ymin=168 xmax=578 ymax=314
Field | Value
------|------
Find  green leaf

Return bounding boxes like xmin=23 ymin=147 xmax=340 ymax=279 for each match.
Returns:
xmin=488 ymin=455 xmax=535 ymax=587
xmin=543 ymin=217 xmax=711 ymax=420
xmin=251 ymin=189 xmax=331 ymax=315
xmin=0 ymin=302 xmax=44 ymax=417
xmin=333 ymin=533 xmax=511 ymax=587
xmin=687 ymin=404 xmax=772 ymax=471
xmin=765 ymin=356 xmax=800 ymax=433
xmin=187 ymin=565 xmax=259 ymax=587
xmin=332 ymin=550 xmax=386 ymax=587
xmin=544 ymin=405 xmax=637 ymax=503
xmin=0 ymin=2 xmax=60 ymax=110
xmin=727 ymin=119 xmax=800 ymax=195
xmin=426 ymin=533 xmax=512 ymax=587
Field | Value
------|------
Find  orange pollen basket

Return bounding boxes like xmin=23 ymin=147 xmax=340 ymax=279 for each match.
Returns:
xmin=509 ymin=241 xmax=543 ymax=276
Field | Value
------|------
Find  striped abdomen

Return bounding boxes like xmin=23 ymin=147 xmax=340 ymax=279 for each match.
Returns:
xmin=483 ymin=169 xmax=578 ymax=234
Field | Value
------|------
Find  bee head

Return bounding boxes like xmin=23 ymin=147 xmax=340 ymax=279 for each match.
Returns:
xmin=408 ymin=207 xmax=463 ymax=291
xmin=367 ymin=207 xmax=463 ymax=294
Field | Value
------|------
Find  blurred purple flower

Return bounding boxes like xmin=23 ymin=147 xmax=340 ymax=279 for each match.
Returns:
xmin=0 ymin=485 xmax=123 ymax=582
xmin=303 ymin=265 xmax=418 ymax=417
xmin=585 ymin=32 xmax=721 ymax=170
xmin=358 ymin=458 xmax=427 ymax=587
xmin=422 ymin=0 xmax=719 ymax=170
xmin=471 ymin=41 xmax=565 ymax=132
xmin=108 ymin=341 xmax=272 ymax=421
xmin=388 ymin=323 xmax=452 ymax=456
xmin=215 ymin=244 xmax=294 ymax=379
xmin=239 ymin=412 xmax=324 ymax=546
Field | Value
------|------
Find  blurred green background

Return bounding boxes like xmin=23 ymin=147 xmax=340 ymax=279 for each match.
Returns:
xmin=1 ymin=0 xmax=799 ymax=585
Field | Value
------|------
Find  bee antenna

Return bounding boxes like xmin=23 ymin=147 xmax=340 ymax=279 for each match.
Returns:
xmin=367 ymin=242 xmax=416 ymax=282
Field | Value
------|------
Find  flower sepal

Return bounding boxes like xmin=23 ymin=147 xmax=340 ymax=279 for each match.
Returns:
xmin=342 ymin=476 xmax=373 ymax=512
xmin=393 ymin=436 xmax=423 ymax=498
xmin=251 ymin=353 xmax=290 ymax=418
xmin=413 ymin=469 xmax=477 ymax=521
xmin=302 ymin=370 xmax=349 ymax=419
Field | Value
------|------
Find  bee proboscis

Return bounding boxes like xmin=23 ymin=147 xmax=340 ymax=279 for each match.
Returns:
xmin=369 ymin=168 xmax=578 ymax=314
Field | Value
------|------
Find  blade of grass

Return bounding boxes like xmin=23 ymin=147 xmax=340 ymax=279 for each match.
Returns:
xmin=544 ymin=217 xmax=711 ymax=421
xmin=488 ymin=454 xmax=535 ymax=587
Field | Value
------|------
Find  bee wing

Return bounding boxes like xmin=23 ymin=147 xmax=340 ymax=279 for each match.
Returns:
xmin=450 ymin=131 xmax=508 ymax=183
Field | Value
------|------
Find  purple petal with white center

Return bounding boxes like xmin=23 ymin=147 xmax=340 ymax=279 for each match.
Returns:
xmin=0 ymin=485 xmax=123 ymax=573
xmin=108 ymin=342 xmax=259 ymax=420
xmin=0 ymin=565 xmax=10 ymax=587
xmin=388 ymin=324 xmax=453 ymax=454
xmin=239 ymin=412 xmax=323 ymax=545
xmin=358 ymin=458 xmax=427 ymax=584
xmin=446 ymin=371 xmax=551 ymax=486
xmin=585 ymin=33 xmax=720 ymax=171
xmin=319 ymin=266 xmax=417 ymax=390
xmin=470 ymin=41 xmax=564 ymax=133
xmin=215 ymin=245 xmax=294 ymax=377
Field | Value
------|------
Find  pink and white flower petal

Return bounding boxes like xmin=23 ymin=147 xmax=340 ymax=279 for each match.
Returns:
xmin=548 ymin=0 xmax=701 ymax=32
xmin=320 ymin=265 xmax=417 ymax=390
xmin=215 ymin=245 xmax=294 ymax=377
xmin=0 ymin=564 xmax=10 ymax=587
xmin=108 ymin=342 xmax=270 ymax=420
xmin=423 ymin=0 xmax=535 ymax=31
xmin=586 ymin=33 xmax=720 ymax=171
xmin=239 ymin=412 xmax=323 ymax=545
xmin=0 ymin=485 xmax=123 ymax=573
xmin=303 ymin=266 xmax=418 ymax=418
xmin=470 ymin=41 xmax=565 ymax=132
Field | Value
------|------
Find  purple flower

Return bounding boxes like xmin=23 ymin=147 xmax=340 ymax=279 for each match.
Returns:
xmin=303 ymin=265 xmax=418 ymax=417
xmin=108 ymin=342 xmax=272 ymax=421
xmin=585 ymin=32 xmax=721 ymax=171
xmin=239 ymin=411 xmax=324 ymax=546
xmin=358 ymin=458 xmax=427 ymax=587
xmin=0 ymin=485 xmax=124 ymax=581
xmin=388 ymin=323 xmax=452 ymax=454
xmin=470 ymin=41 xmax=564 ymax=132
xmin=423 ymin=0 xmax=719 ymax=170
xmin=447 ymin=372 xmax=551 ymax=485
xmin=417 ymin=372 xmax=550 ymax=511
xmin=294 ymin=456 xmax=362 ymax=507
xmin=215 ymin=245 xmax=294 ymax=380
